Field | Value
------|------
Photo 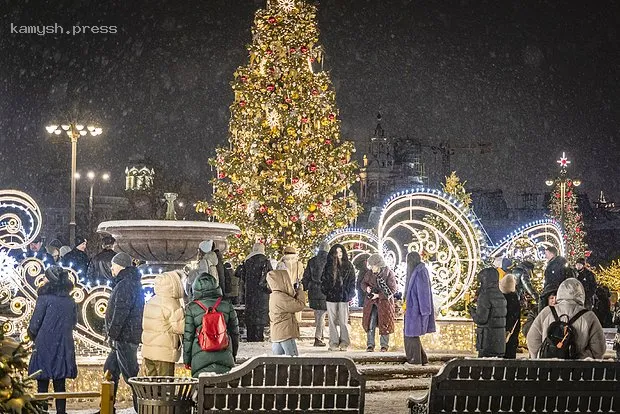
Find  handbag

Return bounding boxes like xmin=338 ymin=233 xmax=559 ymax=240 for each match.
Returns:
xmin=505 ymin=320 xmax=518 ymax=343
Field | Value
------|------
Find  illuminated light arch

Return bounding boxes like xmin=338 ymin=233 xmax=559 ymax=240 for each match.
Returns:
xmin=0 ymin=190 xmax=43 ymax=251
xmin=489 ymin=219 xmax=566 ymax=261
xmin=324 ymin=228 xmax=382 ymax=264
xmin=377 ymin=188 xmax=487 ymax=311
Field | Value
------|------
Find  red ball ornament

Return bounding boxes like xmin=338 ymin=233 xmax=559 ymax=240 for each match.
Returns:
xmin=240 ymin=75 xmax=247 ymax=82
xmin=300 ymin=46 xmax=308 ymax=53
xmin=555 ymin=193 xmax=561 ymax=198
xmin=267 ymin=16 xmax=276 ymax=24
xmin=290 ymin=215 xmax=299 ymax=223
xmin=266 ymin=49 xmax=273 ymax=55
xmin=259 ymin=205 xmax=267 ymax=213
xmin=301 ymin=117 xmax=309 ymax=123
xmin=566 ymin=191 xmax=572 ymax=198
xmin=308 ymin=214 xmax=316 ymax=222
xmin=234 ymin=233 xmax=241 ymax=238
xmin=239 ymin=100 xmax=247 ymax=107
xmin=266 ymin=84 xmax=275 ymax=92
xmin=227 ymin=194 xmax=234 ymax=199
xmin=206 ymin=208 xmax=213 ymax=215
xmin=575 ymin=227 xmax=581 ymax=233
xmin=218 ymin=172 xmax=226 ymax=179
xmin=266 ymin=158 xmax=274 ymax=166
xmin=289 ymin=47 xmax=296 ymax=53
xmin=328 ymin=113 xmax=335 ymax=121
xmin=325 ymin=139 xmax=331 ymax=145
xmin=324 ymin=200 xmax=331 ymax=206
xmin=311 ymin=89 xmax=319 ymax=95
xmin=317 ymin=202 xmax=323 ymax=208
xmin=236 ymin=188 xmax=244 ymax=195
xmin=284 ymin=97 xmax=292 ymax=103
xmin=292 ymin=177 xmax=299 ymax=184
xmin=310 ymin=57 xmax=315 ymax=62
xmin=308 ymin=163 xmax=317 ymax=172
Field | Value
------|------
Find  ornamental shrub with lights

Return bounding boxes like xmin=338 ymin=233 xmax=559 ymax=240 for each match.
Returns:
xmin=198 ymin=0 xmax=359 ymax=260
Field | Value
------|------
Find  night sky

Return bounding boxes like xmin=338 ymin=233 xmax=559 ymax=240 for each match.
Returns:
xmin=1 ymin=0 xmax=619 ymax=206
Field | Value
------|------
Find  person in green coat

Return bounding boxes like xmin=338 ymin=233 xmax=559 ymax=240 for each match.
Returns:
xmin=183 ymin=273 xmax=239 ymax=377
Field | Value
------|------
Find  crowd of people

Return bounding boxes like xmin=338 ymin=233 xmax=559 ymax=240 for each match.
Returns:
xmin=19 ymin=237 xmax=619 ymax=413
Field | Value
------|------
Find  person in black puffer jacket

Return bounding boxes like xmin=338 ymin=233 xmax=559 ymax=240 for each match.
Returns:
xmin=237 ymin=242 xmax=272 ymax=342
xmin=320 ymin=244 xmax=356 ymax=351
xmin=469 ymin=267 xmax=507 ymax=357
xmin=499 ymin=274 xmax=521 ymax=359
xmin=104 ymin=252 xmax=144 ymax=412
xmin=302 ymin=241 xmax=329 ymax=347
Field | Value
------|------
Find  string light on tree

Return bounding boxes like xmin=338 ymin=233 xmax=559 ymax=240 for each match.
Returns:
xmin=545 ymin=152 xmax=588 ymax=264
xmin=197 ymin=0 xmax=359 ymax=259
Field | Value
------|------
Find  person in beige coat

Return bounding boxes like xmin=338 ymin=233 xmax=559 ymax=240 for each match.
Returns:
xmin=267 ymin=263 xmax=307 ymax=356
xmin=527 ymin=278 xmax=606 ymax=359
xmin=141 ymin=271 xmax=185 ymax=375
xmin=279 ymin=246 xmax=306 ymax=323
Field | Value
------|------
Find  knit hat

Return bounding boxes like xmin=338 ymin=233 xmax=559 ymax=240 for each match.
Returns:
xmin=318 ymin=241 xmax=330 ymax=252
xmin=499 ymin=274 xmax=516 ymax=294
xmin=75 ymin=236 xmax=87 ymax=247
xmin=199 ymin=240 xmax=214 ymax=253
xmin=111 ymin=252 xmax=133 ymax=268
xmin=367 ymin=253 xmax=386 ymax=268
xmin=59 ymin=246 xmax=72 ymax=257
xmin=283 ymin=245 xmax=297 ymax=254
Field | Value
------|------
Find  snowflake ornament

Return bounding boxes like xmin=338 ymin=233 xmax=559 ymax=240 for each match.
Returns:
xmin=320 ymin=203 xmax=334 ymax=217
xmin=266 ymin=108 xmax=280 ymax=128
xmin=246 ymin=200 xmax=261 ymax=219
xmin=278 ymin=0 xmax=296 ymax=13
xmin=292 ymin=179 xmax=311 ymax=197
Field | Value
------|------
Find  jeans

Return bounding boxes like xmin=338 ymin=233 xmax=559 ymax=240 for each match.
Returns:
xmin=326 ymin=302 xmax=350 ymax=347
xmin=37 ymin=379 xmax=66 ymax=414
xmin=367 ymin=304 xmax=389 ymax=349
xmin=314 ymin=309 xmax=327 ymax=340
xmin=272 ymin=339 xmax=299 ymax=356
xmin=104 ymin=341 xmax=139 ymax=412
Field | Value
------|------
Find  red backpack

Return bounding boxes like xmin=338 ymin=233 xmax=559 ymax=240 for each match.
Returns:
xmin=193 ymin=298 xmax=229 ymax=352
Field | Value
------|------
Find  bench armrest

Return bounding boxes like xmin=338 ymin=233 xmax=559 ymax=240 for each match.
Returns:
xmin=407 ymin=393 xmax=429 ymax=414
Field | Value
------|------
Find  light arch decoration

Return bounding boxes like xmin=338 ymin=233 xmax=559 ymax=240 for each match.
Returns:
xmin=324 ymin=228 xmax=382 ymax=264
xmin=489 ymin=219 xmax=565 ymax=262
xmin=0 ymin=190 xmax=43 ymax=251
xmin=377 ymin=188 xmax=487 ymax=311
xmin=0 ymin=189 xmax=158 ymax=355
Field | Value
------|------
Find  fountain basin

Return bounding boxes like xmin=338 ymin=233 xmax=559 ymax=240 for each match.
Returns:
xmin=97 ymin=220 xmax=240 ymax=266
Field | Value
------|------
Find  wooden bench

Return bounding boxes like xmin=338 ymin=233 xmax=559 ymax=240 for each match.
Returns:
xmin=34 ymin=374 xmax=114 ymax=414
xmin=197 ymin=356 xmax=365 ymax=413
xmin=408 ymin=358 xmax=620 ymax=413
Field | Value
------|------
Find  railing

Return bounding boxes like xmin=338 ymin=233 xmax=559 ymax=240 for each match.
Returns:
xmin=33 ymin=371 xmax=115 ymax=414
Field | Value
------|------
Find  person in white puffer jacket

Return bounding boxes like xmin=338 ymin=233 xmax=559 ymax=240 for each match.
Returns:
xmin=141 ymin=270 xmax=185 ymax=376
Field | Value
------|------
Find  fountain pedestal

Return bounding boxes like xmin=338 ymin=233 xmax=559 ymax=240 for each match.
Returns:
xmin=97 ymin=220 xmax=240 ymax=270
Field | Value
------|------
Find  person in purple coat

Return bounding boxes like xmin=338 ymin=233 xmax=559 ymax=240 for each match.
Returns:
xmin=403 ymin=252 xmax=436 ymax=365
xmin=28 ymin=265 xmax=77 ymax=414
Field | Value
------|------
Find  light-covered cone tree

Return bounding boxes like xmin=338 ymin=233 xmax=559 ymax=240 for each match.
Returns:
xmin=198 ymin=0 xmax=359 ymax=260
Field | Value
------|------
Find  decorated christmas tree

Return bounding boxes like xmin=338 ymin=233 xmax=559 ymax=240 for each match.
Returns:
xmin=595 ymin=260 xmax=620 ymax=292
xmin=547 ymin=153 xmax=588 ymax=264
xmin=198 ymin=0 xmax=359 ymax=259
xmin=0 ymin=329 xmax=43 ymax=413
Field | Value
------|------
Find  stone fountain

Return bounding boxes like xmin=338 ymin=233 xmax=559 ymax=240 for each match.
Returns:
xmin=97 ymin=193 xmax=240 ymax=270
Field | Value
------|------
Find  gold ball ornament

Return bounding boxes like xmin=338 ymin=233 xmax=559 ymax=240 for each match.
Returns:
xmin=308 ymin=203 xmax=317 ymax=212
xmin=286 ymin=196 xmax=295 ymax=204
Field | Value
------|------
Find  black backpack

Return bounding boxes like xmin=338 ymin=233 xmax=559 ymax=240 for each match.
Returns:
xmin=537 ymin=306 xmax=589 ymax=359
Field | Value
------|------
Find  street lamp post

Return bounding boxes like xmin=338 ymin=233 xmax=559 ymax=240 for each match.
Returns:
xmin=46 ymin=123 xmax=102 ymax=246
xmin=86 ymin=171 xmax=110 ymax=222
